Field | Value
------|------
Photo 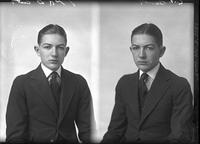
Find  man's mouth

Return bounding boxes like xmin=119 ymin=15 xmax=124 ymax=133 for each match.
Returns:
xmin=137 ymin=61 xmax=147 ymax=65
xmin=49 ymin=60 xmax=58 ymax=63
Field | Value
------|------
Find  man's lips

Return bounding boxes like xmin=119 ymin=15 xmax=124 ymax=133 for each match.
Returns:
xmin=137 ymin=61 xmax=148 ymax=65
xmin=49 ymin=60 xmax=58 ymax=63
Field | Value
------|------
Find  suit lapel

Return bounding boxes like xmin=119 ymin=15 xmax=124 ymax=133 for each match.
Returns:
xmin=128 ymin=72 xmax=141 ymax=119
xmin=139 ymin=64 xmax=171 ymax=126
xmin=58 ymin=68 xmax=75 ymax=125
xmin=30 ymin=65 xmax=58 ymax=117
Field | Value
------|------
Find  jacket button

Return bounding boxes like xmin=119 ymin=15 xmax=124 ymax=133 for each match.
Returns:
xmin=50 ymin=139 xmax=54 ymax=142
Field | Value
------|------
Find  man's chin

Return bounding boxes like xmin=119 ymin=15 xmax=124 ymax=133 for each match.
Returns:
xmin=47 ymin=64 xmax=60 ymax=71
xmin=138 ymin=65 xmax=150 ymax=72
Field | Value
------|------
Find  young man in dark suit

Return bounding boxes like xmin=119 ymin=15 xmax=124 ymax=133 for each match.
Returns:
xmin=6 ymin=24 xmax=95 ymax=143
xmin=102 ymin=23 xmax=193 ymax=144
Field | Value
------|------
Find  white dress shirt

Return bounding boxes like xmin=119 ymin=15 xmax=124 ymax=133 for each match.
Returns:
xmin=139 ymin=63 xmax=160 ymax=91
xmin=41 ymin=63 xmax=61 ymax=78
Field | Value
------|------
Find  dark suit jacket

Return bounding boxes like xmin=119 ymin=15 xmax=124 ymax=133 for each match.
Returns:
xmin=6 ymin=65 xmax=94 ymax=143
xmin=102 ymin=64 xmax=193 ymax=144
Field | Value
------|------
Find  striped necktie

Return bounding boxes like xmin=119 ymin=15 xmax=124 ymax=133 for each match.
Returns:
xmin=49 ymin=71 xmax=61 ymax=108
xmin=139 ymin=73 xmax=149 ymax=112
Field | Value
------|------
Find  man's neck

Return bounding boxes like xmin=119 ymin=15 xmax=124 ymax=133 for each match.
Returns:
xmin=139 ymin=63 xmax=160 ymax=80
xmin=41 ymin=63 xmax=61 ymax=78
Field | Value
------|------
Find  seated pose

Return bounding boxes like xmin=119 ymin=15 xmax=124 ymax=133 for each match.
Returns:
xmin=102 ymin=23 xmax=193 ymax=144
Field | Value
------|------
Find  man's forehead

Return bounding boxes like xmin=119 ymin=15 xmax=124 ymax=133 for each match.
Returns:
xmin=132 ymin=34 xmax=157 ymax=44
xmin=40 ymin=34 xmax=66 ymax=44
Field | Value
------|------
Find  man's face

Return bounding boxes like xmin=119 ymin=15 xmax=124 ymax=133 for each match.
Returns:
xmin=35 ymin=34 xmax=69 ymax=71
xmin=130 ymin=34 xmax=165 ymax=72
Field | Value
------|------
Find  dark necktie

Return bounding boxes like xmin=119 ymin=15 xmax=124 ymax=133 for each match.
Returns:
xmin=49 ymin=71 xmax=61 ymax=108
xmin=139 ymin=73 xmax=149 ymax=112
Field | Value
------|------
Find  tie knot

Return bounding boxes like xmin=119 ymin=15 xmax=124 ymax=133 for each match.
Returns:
xmin=48 ymin=71 xmax=61 ymax=85
xmin=140 ymin=73 xmax=148 ymax=81
xmin=50 ymin=71 xmax=58 ymax=79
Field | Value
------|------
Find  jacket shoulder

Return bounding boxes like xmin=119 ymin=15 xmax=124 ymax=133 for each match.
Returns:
xmin=12 ymin=69 xmax=35 ymax=83
xmin=10 ymin=69 xmax=37 ymax=92
xmin=62 ymin=69 xmax=88 ymax=83
xmin=116 ymin=72 xmax=137 ymax=86
xmin=119 ymin=72 xmax=137 ymax=81
xmin=165 ymin=68 xmax=191 ymax=88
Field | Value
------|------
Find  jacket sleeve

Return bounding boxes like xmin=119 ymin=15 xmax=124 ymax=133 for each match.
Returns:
xmin=167 ymin=78 xmax=194 ymax=143
xmin=6 ymin=76 xmax=29 ymax=143
xmin=101 ymin=78 xmax=127 ymax=143
xmin=75 ymin=76 xmax=95 ymax=143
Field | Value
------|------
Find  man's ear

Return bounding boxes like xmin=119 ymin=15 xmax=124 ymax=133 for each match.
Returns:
xmin=34 ymin=46 xmax=40 ymax=56
xmin=65 ymin=46 xmax=70 ymax=56
xmin=160 ymin=46 xmax=166 ymax=57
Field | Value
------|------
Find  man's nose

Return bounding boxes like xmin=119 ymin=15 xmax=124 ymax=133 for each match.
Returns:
xmin=139 ymin=47 xmax=146 ymax=58
xmin=51 ymin=47 xmax=58 ymax=56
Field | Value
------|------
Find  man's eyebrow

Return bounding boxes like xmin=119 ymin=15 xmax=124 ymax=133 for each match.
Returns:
xmin=57 ymin=44 xmax=65 ymax=46
xmin=41 ymin=43 xmax=65 ymax=46
xmin=132 ymin=44 xmax=155 ymax=46
xmin=144 ymin=44 xmax=155 ymax=46
xmin=41 ymin=43 xmax=51 ymax=46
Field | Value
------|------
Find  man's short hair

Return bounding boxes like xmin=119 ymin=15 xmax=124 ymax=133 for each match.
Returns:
xmin=131 ymin=23 xmax=163 ymax=47
xmin=38 ymin=24 xmax=67 ymax=45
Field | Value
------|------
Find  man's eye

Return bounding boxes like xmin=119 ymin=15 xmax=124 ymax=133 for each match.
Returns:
xmin=146 ymin=46 xmax=154 ymax=50
xmin=58 ymin=46 xmax=65 ymax=50
xmin=43 ymin=46 xmax=51 ymax=49
xmin=131 ymin=46 xmax=139 ymax=50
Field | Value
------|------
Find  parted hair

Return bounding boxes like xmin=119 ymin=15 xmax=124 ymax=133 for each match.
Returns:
xmin=38 ymin=24 xmax=67 ymax=45
xmin=131 ymin=23 xmax=163 ymax=47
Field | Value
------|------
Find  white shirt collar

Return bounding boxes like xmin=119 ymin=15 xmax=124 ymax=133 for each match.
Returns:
xmin=41 ymin=63 xmax=61 ymax=78
xmin=139 ymin=63 xmax=160 ymax=80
